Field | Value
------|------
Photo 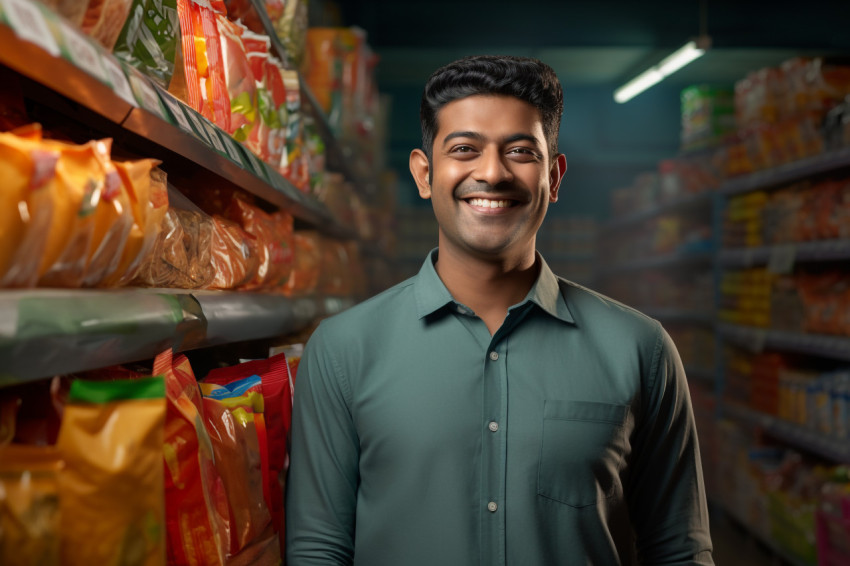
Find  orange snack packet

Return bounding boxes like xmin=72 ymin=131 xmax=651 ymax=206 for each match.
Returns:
xmin=57 ymin=377 xmax=166 ymax=566
xmin=283 ymin=230 xmax=321 ymax=296
xmin=0 ymin=126 xmax=58 ymax=287
xmin=207 ymin=215 xmax=258 ymax=290
xmin=0 ymin=444 xmax=63 ymax=566
xmin=226 ymin=198 xmax=293 ymax=290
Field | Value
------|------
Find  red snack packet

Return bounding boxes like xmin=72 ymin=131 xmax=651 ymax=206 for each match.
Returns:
xmin=153 ymin=349 xmax=230 ymax=566
xmin=203 ymin=353 xmax=293 ymax=557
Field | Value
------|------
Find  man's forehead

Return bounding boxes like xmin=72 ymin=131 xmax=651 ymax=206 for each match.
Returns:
xmin=436 ymin=95 xmax=545 ymax=139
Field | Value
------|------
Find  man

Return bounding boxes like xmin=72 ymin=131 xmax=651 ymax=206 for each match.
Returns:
xmin=286 ymin=55 xmax=714 ymax=565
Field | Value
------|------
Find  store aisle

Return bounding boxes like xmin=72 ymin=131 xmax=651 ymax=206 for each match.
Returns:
xmin=710 ymin=509 xmax=786 ymax=566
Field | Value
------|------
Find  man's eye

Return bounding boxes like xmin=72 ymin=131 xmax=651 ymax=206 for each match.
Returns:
xmin=508 ymin=147 xmax=540 ymax=158
xmin=451 ymin=145 xmax=475 ymax=153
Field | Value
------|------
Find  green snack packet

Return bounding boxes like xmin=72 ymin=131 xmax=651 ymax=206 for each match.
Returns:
xmin=112 ymin=0 xmax=179 ymax=89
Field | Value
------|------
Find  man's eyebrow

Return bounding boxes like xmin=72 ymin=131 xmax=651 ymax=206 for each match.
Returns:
xmin=442 ymin=131 xmax=483 ymax=145
xmin=441 ymin=131 xmax=543 ymax=148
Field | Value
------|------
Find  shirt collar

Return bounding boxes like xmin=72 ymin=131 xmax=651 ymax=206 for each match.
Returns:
xmin=413 ymin=249 xmax=575 ymax=325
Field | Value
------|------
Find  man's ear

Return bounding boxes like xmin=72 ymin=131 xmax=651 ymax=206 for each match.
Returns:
xmin=409 ymin=149 xmax=432 ymax=199
xmin=548 ymin=153 xmax=567 ymax=203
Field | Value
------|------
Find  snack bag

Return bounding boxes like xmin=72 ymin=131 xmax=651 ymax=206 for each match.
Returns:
xmin=207 ymin=215 xmax=258 ymax=290
xmin=101 ymin=162 xmax=168 ymax=286
xmin=283 ymin=230 xmax=320 ymax=296
xmin=271 ymin=0 xmax=307 ymax=68
xmin=113 ymin=0 xmax=180 ymax=89
xmin=199 ymin=377 xmax=280 ymax=564
xmin=0 ymin=127 xmax=58 ymax=287
xmin=216 ymin=16 xmax=258 ymax=151
xmin=82 ymin=139 xmax=135 ymax=286
xmin=280 ymin=70 xmax=309 ymax=191
xmin=57 ymin=377 xmax=166 ymax=566
xmin=175 ymin=0 xmax=230 ymax=130
xmin=226 ymin=197 xmax=293 ymax=289
xmin=241 ymin=30 xmax=275 ymax=164
xmin=153 ymin=349 xmax=229 ymax=566
xmin=0 ymin=444 xmax=63 ymax=566
xmin=264 ymin=57 xmax=288 ymax=168
xmin=81 ymin=0 xmax=135 ymax=50
xmin=204 ymin=354 xmax=293 ymax=557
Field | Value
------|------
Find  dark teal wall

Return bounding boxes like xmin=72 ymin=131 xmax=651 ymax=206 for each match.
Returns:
xmin=382 ymin=80 xmax=682 ymax=220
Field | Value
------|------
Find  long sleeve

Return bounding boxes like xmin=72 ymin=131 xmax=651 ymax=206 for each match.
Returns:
xmin=286 ymin=323 xmax=360 ymax=565
xmin=626 ymin=323 xmax=714 ymax=565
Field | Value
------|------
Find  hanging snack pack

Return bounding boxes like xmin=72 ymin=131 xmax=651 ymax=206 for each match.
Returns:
xmin=101 ymin=162 xmax=168 ymax=286
xmin=216 ymin=16 xmax=258 ymax=151
xmin=0 ymin=444 xmax=63 ymax=566
xmin=199 ymin=376 xmax=280 ymax=563
xmin=153 ymin=349 xmax=229 ymax=566
xmin=0 ymin=126 xmax=59 ymax=287
xmin=57 ymin=377 xmax=166 ymax=566
xmin=204 ymin=353 xmax=293 ymax=557
xmin=112 ymin=0 xmax=180 ymax=89
xmin=175 ymin=0 xmax=230 ymax=130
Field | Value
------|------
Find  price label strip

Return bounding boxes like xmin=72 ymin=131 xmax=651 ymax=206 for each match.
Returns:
xmin=0 ymin=0 xmax=60 ymax=56
xmin=127 ymin=70 xmax=166 ymax=120
xmin=201 ymin=121 xmax=226 ymax=155
xmin=58 ymin=23 xmax=108 ymax=84
xmin=242 ymin=148 xmax=269 ymax=181
xmin=218 ymin=132 xmax=244 ymax=166
xmin=156 ymin=88 xmax=193 ymax=133
xmin=183 ymin=109 xmax=212 ymax=146
xmin=101 ymin=57 xmax=136 ymax=106
xmin=768 ymin=244 xmax=796 ymax=275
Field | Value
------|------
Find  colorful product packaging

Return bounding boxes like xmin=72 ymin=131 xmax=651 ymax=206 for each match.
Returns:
xmin=112 ymin=0 xmax=180 ymax=89
xmin=204 ymin=353 xmax=293 ymax=557
xmin=153 ymin=349 xmax=229 ymax=566
xmin=283 ymin=230 xmax=321 ymax=296
xmin=216 ymin=16 xmax=259 ymax=151
xmin=57 ymin=376 xmax=167 ymax=566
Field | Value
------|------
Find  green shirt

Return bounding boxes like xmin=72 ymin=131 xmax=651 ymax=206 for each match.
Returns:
xmin=286 ymin=250 xmax=714 ymax=566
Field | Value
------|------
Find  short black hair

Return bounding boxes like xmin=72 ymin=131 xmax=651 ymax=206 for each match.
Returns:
xmin=420 ymin=55 xmax=563 ymax=161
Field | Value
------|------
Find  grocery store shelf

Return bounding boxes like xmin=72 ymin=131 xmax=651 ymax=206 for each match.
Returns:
xmin=724 ymin=403 xmax=850 ymax=463
xmin=711 ymin=500 xmax=813 ymax=566
xmin=599 ymin=249 xmax=714 ymax=275
xmin=0 ymin=289 xmax=353 ymax=385
xmin=720 ymin=146 xmax=850 ymax=197
xmin=604 ymin=191 xmax=714 ymax=230
xmin=719 ymin=239 xmax=850 ymax=268
xmin=718 ymin=323 xmax=850 ymax=361
xmin=0 ymin=13 xmax=359 ymax=240
xmin=641 ymin=307 xmax=715 ymax=325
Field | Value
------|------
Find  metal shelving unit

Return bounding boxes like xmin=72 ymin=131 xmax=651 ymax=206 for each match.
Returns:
xmin=720 ymin=146 xmax=850 ymax=197
xmin=719 ymin=239 xmax=850 ymax=268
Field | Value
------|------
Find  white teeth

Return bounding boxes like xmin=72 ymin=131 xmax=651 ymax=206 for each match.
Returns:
xmin=468 ymin=198 xmax=512 ymax=208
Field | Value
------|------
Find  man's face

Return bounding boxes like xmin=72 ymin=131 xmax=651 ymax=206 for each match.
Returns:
xmin=410 ymin=95 xmax=565 ymax=263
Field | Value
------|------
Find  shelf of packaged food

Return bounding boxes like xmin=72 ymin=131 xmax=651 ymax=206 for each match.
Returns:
xmin=720 ymin=146 xmax=850 ymax=197
xmin=604 ymin=191 xmax=714 ymax=231
xmin=599 ymin=249 xmax=714 ymax=276
xmin=641 ymin=307 xmax=715 ymax=325
xmin=718 ymin=323 xmax=850 ymax=362
xmin=0 ymin=289 xmax=354 ymax=385
xmin=0 ymin=11 xmax=359 ymax=241
xmin=718 ymin=239 xmax=850 ymax=268
xmin=710 ymin=500 xmax=813 ymax=566
xmin=724 ymin=402 xmax=850 ymax=463
xmin=246 ymin=0 xmax=374 ymax=199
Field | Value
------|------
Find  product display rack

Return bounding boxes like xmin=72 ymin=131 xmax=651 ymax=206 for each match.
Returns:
xmin=0 ymin=0 xmax=371 ymax=388
xmin=600 ymin=137 xmax=850 ymax=566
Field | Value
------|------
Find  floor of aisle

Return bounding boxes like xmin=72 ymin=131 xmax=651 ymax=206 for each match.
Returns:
xmin=710 ymin=508 xmax=794 ymax=566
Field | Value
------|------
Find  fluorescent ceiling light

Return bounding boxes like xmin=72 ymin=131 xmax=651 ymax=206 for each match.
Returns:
xmin=614 ymin=37 xmax=710 ymax=103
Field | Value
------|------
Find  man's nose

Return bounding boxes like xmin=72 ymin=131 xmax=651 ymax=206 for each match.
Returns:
xmin=472 ymin=149 xmax=513 ymax=186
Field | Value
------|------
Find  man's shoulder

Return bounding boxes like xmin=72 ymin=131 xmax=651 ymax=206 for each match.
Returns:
xmin=316 ymin=276 xmax=418 ymax=336
xmin=556 ymin=276 xmax=662 ymax=338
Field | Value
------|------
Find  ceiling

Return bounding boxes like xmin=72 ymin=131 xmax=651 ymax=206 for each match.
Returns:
xmin=334 ymin=0 xmax=850 ymax=88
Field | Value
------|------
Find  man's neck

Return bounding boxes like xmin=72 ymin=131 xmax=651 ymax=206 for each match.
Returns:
xmin=435 ymin=245 xmax=539 ymax=335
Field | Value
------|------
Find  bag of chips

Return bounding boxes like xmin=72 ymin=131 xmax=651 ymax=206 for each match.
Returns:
xmin=207 ymin=215 xmax=258 ymax=290
xmin=113 ymin=0 xmax=180 ymax=89
xmin=280 ymin=70 xmax=309 ymax=191
xmin=57 ymin=377 xmax=166 ymax=566
xmin=81 ymin=0 xmax=135 ymax=50
xmin=226 ymin=197 xmax=293 ymax=290
xmin=216 ymin=16 xmax=258 ymax=151
xmin=0 ymin=444 xmax=63 ymax=566
xmin=199 ymin=377 xmax=280 ymax=564
xmin=203 ymin=353 xmax=293 ymax=557
xmin=153 ymin=349 xmax=229 ymax=566
xmin=283 ymin=230 xmax=320 ymax=296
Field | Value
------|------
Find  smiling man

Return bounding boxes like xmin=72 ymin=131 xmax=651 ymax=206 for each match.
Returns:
xmin=286 ymin=55 xmax=714 ymax=566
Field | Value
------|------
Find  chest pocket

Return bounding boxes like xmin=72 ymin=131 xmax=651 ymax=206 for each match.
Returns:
xmin=537 ymin=400 xmax=628 ymax=508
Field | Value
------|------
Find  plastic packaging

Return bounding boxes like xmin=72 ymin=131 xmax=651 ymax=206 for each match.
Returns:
xmin=57 ymin=377 xmax=166 ymax=566
xmin=283 ymin=230 xmax=320 ymax=296
xmin=216 ymin=16 xmax=258 ymax=151
xmin=81 ymin=0 xmax=134 ymax=51
xmin=208 ymin=214 xmax=258 ymax=290
xmin=113 ymin=0 xmax=180 ymax=89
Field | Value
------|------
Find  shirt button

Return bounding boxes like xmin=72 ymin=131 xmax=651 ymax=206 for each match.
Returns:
xmin=487 ymin=501 xmax=498 ymax=512
xmin=488 ymin=421 xmax=499 ymax=432
xmin=489 ymin=351 xmax=499 ymax=361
